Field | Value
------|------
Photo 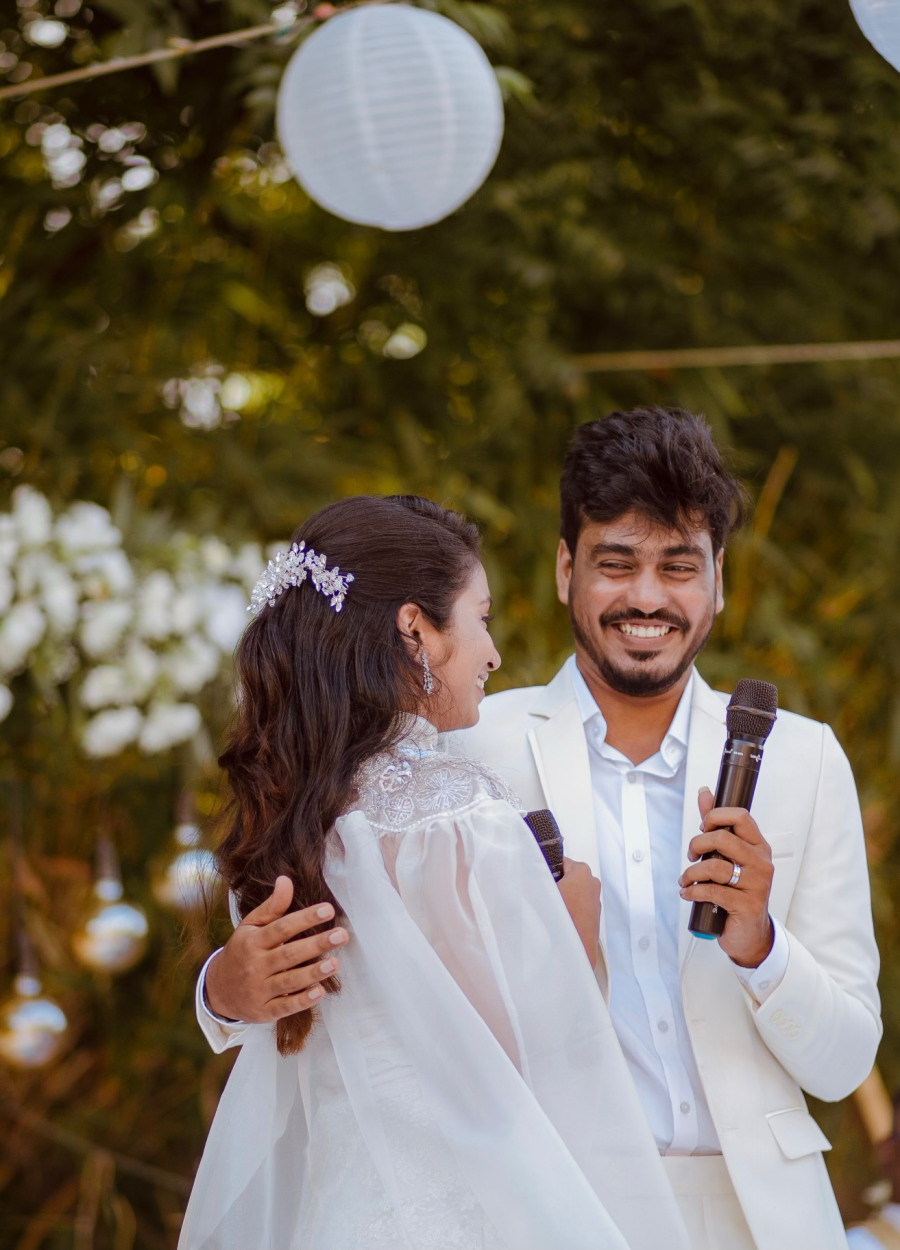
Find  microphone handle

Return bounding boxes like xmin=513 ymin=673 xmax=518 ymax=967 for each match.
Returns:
xmin=688 ymin=737 xmax=764 ymax=939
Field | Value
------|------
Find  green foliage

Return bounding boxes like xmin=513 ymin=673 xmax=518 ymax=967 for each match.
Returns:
xmin=4 ymin=0 xmax=900 ymax=1240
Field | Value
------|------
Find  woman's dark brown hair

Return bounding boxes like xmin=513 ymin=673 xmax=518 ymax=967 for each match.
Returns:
xmin=217 ymin=495 xmax=480 ymax=1054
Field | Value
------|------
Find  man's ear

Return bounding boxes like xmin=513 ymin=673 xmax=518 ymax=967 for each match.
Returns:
xmin=714 ymin=548 xmax=725 ymax=615
xmin=556 ymin=539 xmax=573 ymax=606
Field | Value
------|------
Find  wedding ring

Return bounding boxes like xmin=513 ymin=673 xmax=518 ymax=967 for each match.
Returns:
xmin=727 ymin=863 xmax=741 ymax=887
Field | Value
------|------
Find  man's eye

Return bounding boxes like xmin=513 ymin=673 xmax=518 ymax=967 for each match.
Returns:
xmin=598 ymin=562 xmax=632 ymax=571
xmin=666 ymin=565 xmax=697 ymax=574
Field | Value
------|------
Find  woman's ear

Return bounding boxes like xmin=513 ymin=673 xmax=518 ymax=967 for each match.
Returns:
xmin=396 ymin=602 xmax=427 ymax=653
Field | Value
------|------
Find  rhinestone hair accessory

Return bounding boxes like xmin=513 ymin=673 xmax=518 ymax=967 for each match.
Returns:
xmin=248 ymin=541 xmax=355 ymax=616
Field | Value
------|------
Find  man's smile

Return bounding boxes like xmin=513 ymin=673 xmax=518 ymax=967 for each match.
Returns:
xmin=613 ymin=622 xmax=677 ymax=640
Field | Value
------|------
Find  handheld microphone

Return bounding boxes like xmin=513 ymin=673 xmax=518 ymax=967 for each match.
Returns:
xmin=688 ymin=678 xmax=778 ymax=939
xmin=523 ymin=809 xmax=565 ymax=881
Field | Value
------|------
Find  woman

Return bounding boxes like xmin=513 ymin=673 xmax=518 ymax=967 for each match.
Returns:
xmin=179 ymin=495 xmax=688 ymax=1250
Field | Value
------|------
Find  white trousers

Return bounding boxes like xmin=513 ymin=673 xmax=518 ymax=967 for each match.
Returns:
xmin=662 ymin=1156 xmax=756 ymax=1250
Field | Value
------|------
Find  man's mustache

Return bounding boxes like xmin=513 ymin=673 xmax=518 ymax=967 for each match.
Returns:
xmin=599 ymin=608 xmax=691 ymax=632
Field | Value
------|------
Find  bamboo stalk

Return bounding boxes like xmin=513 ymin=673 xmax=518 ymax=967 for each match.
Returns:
xmin=571 ymin=339 xmax=900 ymax=372
xmin=854 ymin=1067 xmax=895 ymax=1145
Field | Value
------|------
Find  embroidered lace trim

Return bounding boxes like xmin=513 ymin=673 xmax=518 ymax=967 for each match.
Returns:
xmin=353 ymin=746 xmax=522 ymax=835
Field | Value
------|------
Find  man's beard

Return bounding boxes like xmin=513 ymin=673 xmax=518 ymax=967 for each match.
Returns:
xmin=569 ymin=600 xmax=716 ymax=698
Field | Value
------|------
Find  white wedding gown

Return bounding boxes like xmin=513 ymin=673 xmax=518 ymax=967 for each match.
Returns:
xmin=179 ymin=718 xmax=690 ymax=1250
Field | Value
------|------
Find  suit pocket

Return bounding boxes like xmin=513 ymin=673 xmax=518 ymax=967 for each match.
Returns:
xmin=766 ymin=1107 xmax=831 ymax=1159
xmin=767 ymin=831 xmax=796 ymax=860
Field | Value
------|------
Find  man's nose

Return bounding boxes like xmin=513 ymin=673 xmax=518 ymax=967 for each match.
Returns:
xmin=624 ymin=567 xmax=669 ymax=614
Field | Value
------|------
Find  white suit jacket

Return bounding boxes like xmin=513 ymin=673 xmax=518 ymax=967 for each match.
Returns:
xmin=452 ymin=660 xmax=881 ymax=1250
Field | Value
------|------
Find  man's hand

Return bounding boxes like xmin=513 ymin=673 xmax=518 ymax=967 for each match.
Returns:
xmin=557 ymin=857 xmax=601 ymax=967
xmin=205 ymin=875 xmax=349 ymax=1023
xmin=678 ymin=788 xmax=775 ymax=968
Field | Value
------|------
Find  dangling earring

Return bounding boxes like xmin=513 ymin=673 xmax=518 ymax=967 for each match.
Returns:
xmin=421 ymin=650 xmax=434 ymax=696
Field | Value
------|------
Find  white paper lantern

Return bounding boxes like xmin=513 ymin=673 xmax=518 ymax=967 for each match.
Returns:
xmin=851 ymin=0 xmax=900 ymax=73
xmin=277 ymin=5 xmax=504 ymax=231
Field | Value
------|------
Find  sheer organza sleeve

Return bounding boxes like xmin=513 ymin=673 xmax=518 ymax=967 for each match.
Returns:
xmin=327 ymin=790 xmax=690 ymax=1250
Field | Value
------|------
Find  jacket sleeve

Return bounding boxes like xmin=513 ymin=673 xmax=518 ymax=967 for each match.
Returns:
xmin=195 ymin=891 xmax=263 ymax=1054
xmin=747 ymin=725 xmax=881 ymax=1099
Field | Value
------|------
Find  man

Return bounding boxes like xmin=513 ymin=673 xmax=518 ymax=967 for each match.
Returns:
xmin=451 ymin=407 xmax=880 ymax=1249
xmin=198 ymin=407 xmax=880 ymax=1250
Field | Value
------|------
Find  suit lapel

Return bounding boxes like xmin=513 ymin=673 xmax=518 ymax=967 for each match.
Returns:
xmin=678 ymin=673 xmax=728 ymax=972
xmin=526 ymin=662 xmax=607 ymax=961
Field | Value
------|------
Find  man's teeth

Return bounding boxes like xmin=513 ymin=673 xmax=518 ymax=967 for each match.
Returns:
xmin=617 ymin=623 xmax=673 ymax=638
xmin=476 ymin=676 xmax=486 ymax=689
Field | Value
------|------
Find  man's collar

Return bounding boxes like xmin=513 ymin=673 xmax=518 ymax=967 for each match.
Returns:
xmin=565 ymin=654 xmax=694 ymax=754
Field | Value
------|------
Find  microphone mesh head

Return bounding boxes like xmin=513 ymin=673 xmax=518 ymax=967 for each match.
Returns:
xmin=727 ymin=678 xmax=778 ymax=741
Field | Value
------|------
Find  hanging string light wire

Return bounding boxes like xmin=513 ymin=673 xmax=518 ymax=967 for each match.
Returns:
xmin=0 ymin=0 xmax=392 ymax=102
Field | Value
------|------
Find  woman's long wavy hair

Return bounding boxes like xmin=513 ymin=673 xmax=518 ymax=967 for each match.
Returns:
xmin=217 ymin=495 xmax=481 ymax=1054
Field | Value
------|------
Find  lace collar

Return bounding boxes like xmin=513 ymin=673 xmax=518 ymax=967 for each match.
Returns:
xmin=394 ymin=714 xmax=440 ymax=757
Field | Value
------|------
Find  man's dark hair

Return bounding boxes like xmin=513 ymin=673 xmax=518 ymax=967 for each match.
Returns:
xmin=559 ymin=407 xmax=750 ymax=555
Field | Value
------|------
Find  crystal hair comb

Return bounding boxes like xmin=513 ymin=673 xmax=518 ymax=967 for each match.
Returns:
xmin=248 ymin=541 xmax=354 ymax=616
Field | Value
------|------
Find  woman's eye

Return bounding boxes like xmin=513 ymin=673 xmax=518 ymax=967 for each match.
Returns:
xmin=482 ymin=614 xmax=494 ymax=624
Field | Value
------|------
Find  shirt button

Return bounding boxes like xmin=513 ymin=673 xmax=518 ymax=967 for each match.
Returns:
xmin=632 ymin=849 xmax=645 ymax=863
xmin=759 ymin=979 xmax=770 ymax=991
xmin=638 ymin=936 xmax=650 ymax=951
xmin=657 ymin=1020 xmax=669 ymax=1033
xmin=626 ymin=772 xmax=638 ymax=784
xmin=680 ymin=1101 xmax=691 ymax=1115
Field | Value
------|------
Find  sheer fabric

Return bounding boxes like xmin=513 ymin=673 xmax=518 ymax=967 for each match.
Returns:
xmin=178 ymin=720 xmax=689 ymax=1250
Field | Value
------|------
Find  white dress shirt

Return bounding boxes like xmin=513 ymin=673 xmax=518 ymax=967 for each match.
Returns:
xmin=567 ymin=656 xmax=789 ymax=1155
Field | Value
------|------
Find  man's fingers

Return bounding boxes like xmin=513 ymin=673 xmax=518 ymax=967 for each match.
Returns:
xmin=264 ymin=985 xmax=326 ymax=1021
xmin=687 ymin=828 xmax=760 ymax=865
xmin=257 ymin=902 xmax=338 ymax=949
xmin=700 ymin=807 xmax=765 ymax=844
xmin=680 ymin=882 xmax=739 ymax=910
xmin=240 ymin=875 xmax=298 ymax=928
xmin=268 ymin=926 xmax=349 ymax=971
xmin=680 ymin=857 xmax=747 ymax=889
xmin=269 ymin=957 xmax=339 ymax=998
xmin=697 ymin=787 xmax=715 ymax=819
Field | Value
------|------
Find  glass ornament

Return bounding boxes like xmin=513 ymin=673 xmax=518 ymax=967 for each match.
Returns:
xmin=0 ymin=973 xmax=68 ymax=1070
xmin=153 ymin=819 xmax=217 ymax=912
xmin=851 ymin=0 xmax=900 ymax=74
xmin=276 ymin=5 xmax=504 ymax=231
xmin=72 ymin=837 xmax=149 ymax=974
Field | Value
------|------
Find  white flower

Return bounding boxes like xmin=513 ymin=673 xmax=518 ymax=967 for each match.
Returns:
xmin=202 ymin=584 xmax=248 ymax=652
xmin=123 ymin=641 xmax=159 ymax=700
xmin=230 ymin=542 xmax=265 ymax=588
xmin=135 ymin=570 xmax=175 ymax=640
xmin=80 ymin=600 xmax=132 ymax=659
xmin=0 ymin=601 xmax=46 ymax=674
xmin=82 ymin=706 xmax=142 ymax=757
xmin=138 ymin=701 xmax=201 ymax=753
xmin=164 ymin=635 xmax=220 ymax=694
xmin=0 ymin=684 xmax=11 ymax=723
xmin=200 ymin=536 xmax=232 ymax=576
xmin=56 ymin=502 xmax=121 ymax=553
xmin=75 ymin=548 xmax=134 ymax=597
xmin=12 ymin=487 xmax=53 ymax=547
xmin=80 ymin=664 xmax=131 ymax=709
xmin=0 ymin=567 xmax=12 ymax=615
xmin=171 ymin=589 xmax=204 ymax=636
xmin=40 ymin=564 xmax=79 ymax=634
xmin=0 ymin=515 xmax=18 ymax=567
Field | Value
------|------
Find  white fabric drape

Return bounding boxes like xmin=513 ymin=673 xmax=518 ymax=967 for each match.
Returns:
xmin=179 ymin=732 xmax=690 ymax=1250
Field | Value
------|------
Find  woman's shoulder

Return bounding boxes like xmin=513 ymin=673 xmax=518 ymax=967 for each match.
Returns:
xmin=353 ymin=746 xmax=521 ymax=835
